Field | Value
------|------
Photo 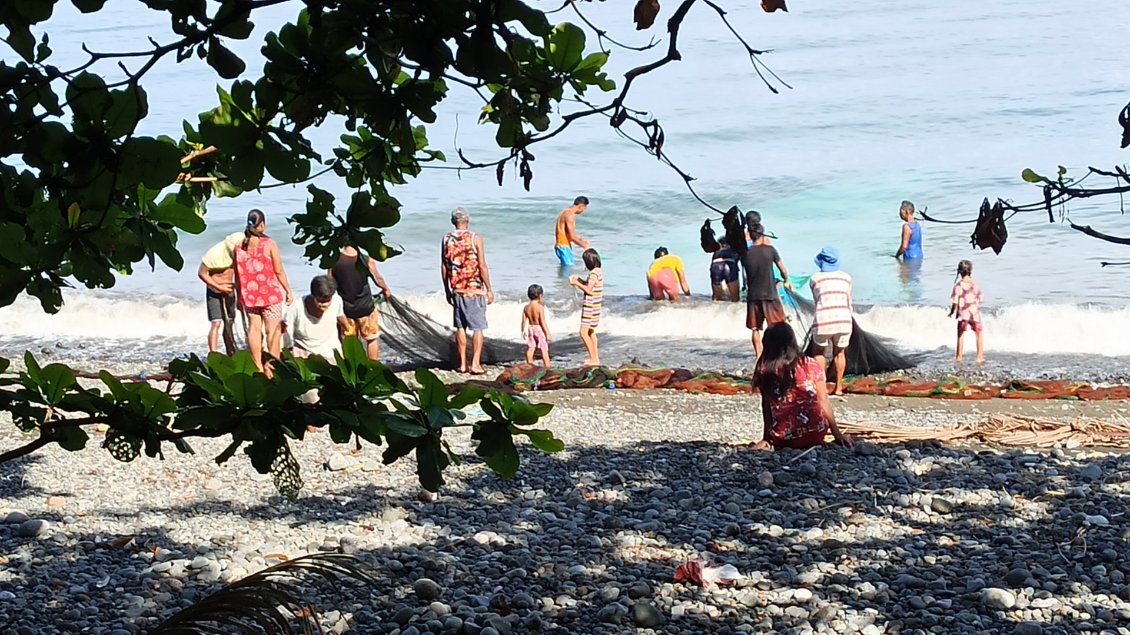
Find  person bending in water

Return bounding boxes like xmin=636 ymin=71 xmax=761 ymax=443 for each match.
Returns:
xmin=569 ymin=248 xmax=603 ymax=366
xmin=521 ymin=284 xmax=552 ymax=367
xmin=948 ymin=259 xmax=984 ymax=363
xmin=554 ymin=196 xmax=590 ymax=266
xmin=646 ymin=246 xmax=690 ymax=302
xmin=197 ymin=231 xmax=244 ymax=355
xmin=710 ymin=238 xmax=741 ymax=302
xmin=895 ymin=200 xmax=924 ymax=260
xmin=752 ymin=323 xmax=853 ymax=451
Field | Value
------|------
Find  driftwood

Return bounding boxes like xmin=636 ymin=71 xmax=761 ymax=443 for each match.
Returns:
xmin=838 ymin=414 xmax=1130 ymax=449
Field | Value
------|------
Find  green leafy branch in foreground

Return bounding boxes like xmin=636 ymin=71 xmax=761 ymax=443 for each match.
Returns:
xmin=0 ymin=338 xmax=563 ymax=497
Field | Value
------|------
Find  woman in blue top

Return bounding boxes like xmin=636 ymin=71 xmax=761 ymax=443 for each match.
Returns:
xmin=895 ymin=200 xmax=923 ymax=260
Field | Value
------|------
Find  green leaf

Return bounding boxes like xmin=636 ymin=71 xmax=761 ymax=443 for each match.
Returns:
xmin=263 ymin=139 xmax=311 ymax=182
xmin=207 ymin=38 xmax=247 ymax=79
xmin=449 ymin=386 xmax=486 ymax=409
xmin=575 ymin=51 xmax=608 ymax=73
xmin=118 ymin=137 xmax=183 ymax=189
xmin=346 ymin=192 xmax=401 ymax=229
xmin=415 ymin=436 xmax=449 ymax=492
xmin=71 ymin=0 xmax=108 ymax=12
xmin=57 ymin=426 xmax=89 ymax=452
xmin=224 ymin=373 xmax=271 ymax=408
xmin=104 ymin=85 xmax=148 ymax=139
xmin=385 ymin=415 xmax=427 ymax=438
xmin=148 ymin=194 xmax=205 ymax=233
xmin=414 ymin=368 xmax=447 ymax=408
xmin=515 ymin=427 xmax=565 ymax=453
xmin=546 ymin=23 xmax=586 ymax=71
xmin=65 ymin=72 xmax=112 ymax=124
xmin=1021 ymin=168 xmax=1049 ymax=184
xmin=39 ymin=363 xmax=77 ymax=405
xmin=473 ymin=424 xmax=520 ymax=479
xmin=245 ymin=435 xmax=279 ymax=473
xmin=498 ymin=0 xmax=552 ymax=36
xmin=0 ymin=357 xmax=9 ymax=374
xmin=382 ymin=432 xmax=418 ymax=465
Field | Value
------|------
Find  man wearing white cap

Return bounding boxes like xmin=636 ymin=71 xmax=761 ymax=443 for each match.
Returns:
xmin=809 ymin=246 xmax=853 ymax=396
xmin=441 ymin=207 xmax=494 ymax=374
xmin=197 ymin=232 xmax=244 ymax=355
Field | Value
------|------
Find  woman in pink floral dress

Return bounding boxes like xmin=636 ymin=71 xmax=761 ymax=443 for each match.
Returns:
xmin=234 ymin=209 xmax=293 ymax=374
xmin=752 ymin=323 xmax=853 ymax=450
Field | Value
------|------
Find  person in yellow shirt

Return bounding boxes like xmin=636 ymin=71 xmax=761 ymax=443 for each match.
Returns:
xmin=646 ymin=247 xmax=691 ymax=302
xmin=197 ymin=232 xmax=244 ymax=354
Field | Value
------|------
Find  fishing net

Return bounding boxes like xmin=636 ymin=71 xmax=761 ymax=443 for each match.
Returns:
xmin=784 ymin=290 xmax=917 ymax=375
xmin=377 ymin=296 xmax=587 ymax=370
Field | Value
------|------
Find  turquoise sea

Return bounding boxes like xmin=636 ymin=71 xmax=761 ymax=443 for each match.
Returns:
xmin=3 ymin=0 xmax=1130 ymax=377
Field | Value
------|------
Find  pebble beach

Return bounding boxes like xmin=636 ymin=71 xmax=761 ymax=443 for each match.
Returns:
xmin=3 ymin=372 xmax=1130 ymax=635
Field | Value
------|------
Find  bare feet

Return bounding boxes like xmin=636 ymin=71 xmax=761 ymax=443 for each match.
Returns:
xmin=976 ymin=357 xmax=985 ymax=364
xmin=469 ymin=366 xmax=487 ymax=375
xmin=833 ymin=388 xmax=845 ymax=397
xmin=583 ymin=358 xmax=601 ymax=366
xmin=456 ymin=365 xmax=468 ymax=373
xmin=750 ymin=440 xmax=772 ymax=451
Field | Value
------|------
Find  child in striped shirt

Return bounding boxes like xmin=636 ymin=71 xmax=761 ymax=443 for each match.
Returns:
xmin=569 ymin=248 xmax=603 ymax=366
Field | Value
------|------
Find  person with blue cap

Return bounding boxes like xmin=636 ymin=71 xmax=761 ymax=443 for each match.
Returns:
xmin=808 ymin=246 xmax=854 ymax=396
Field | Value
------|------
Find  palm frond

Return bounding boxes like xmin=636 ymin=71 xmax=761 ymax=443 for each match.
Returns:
xmin=149 ymin=553 xmax=378 ymax=635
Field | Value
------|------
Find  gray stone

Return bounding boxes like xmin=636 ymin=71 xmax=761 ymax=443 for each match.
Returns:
xmin=627 ymin=581 xmax=651 ymax=599
xmin=414 ymin=578 xmax=443 ymax=601
xmin=17 ymin=519 xmax=50 ymax=538
xmin=599 ymin=585 xmax=620 ymax=602
xmin=1003 ymin=568 xmax=1031 ymax=587
xmin=930 ymin=498 xmax=954 ymax=514
xmin=981 ymin=587 xmax=1016 ymax=610
xmin=1079 ymin=463 xmax=1103 ymax=481
xmin=326 ymin=452 xmax=354 ymax=471
xmin=510 ymin=592 xmax=535 ymax=610
xmin=596 ymin=604 xmax=626 ymax=624
xmin=3 ymin=511 xmax=29 ymax=524
xmin=1015 ymin=622 xmax=1043 ymax=635
xmin=630 ymin=602 xmax=665 ymax=628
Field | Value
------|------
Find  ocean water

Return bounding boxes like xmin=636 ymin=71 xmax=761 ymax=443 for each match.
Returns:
xmin=4 ymin=0 xmax=1130 ymax=378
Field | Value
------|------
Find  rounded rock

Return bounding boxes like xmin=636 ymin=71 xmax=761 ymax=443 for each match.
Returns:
xmin=630 ymin=602 xmax=665 ymax=628
xmin=414 ymin=578 xmax=443 ymax=601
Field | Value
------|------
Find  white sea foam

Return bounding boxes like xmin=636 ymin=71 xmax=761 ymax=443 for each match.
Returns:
xmin=3 ymin=291 xmax=1129 ymax=358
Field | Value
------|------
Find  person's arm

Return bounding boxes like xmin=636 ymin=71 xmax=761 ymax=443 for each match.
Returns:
xmin=197 ymin=263 xmax=227 ymax=294
xmin=268 ymin=241 xmax=293 ymax=304
xmin=812 ymin=371 xmax=852 ymax=446
xmin=753 ymin=374 xmax=774 ymax=450
xmin=948 ymin=284 xmax=959 ymax=317
xmin=440 ymin=238 xmax=453 ymax=305
xmin=896 ymin=223 xmax=911 ymax=258
xmin=569 ymin=275 xmax=595 ymax=294
xmin=676 ymin=259 xmax=690 ymax=295
xmin=775 ymin=254 xmax=792 ymax=291
xmin=367 ymin=257 xmax=392 ymax=297
xmin=565 ymin=216 xmax=588 ymax=249
xmin=474 ymin=234 xmax=494 ymax=304
xmin=521 ymin=311 xmax=528 ymax=338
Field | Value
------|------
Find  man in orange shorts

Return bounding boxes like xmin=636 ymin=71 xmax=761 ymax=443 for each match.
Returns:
xmin=328 ymin=245 xmax=392 ymax=360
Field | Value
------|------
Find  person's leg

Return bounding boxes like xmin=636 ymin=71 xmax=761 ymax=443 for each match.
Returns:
xmin=468 ymin=296 xmax=488 ymax=374
xmin=208 ymin=321 xmax=222 ymax=352
xmin=751 ymin=328 xmax=763 ymax=358
xmin=365 ymin=337 xmax=380 ymax=361
xmin=727 ymin=280 xmax=741 ymax=302
xmin=470 ymin=330 xmax=484 ymax=373
xmin=541 ymin=344 xmax=551 ymax=368
xmin=747 ymin=301 xmax=764 ymax=357
xmin=591 ymin=331 xmax=600 ymax=365
xmin=221 ymin=294 xmax=237 ymax=355
xmin=975 ymin=323 xmax=985 ymax=363
xmin=246 ymin=311 xmax=265 ymax=372
xmin=454 ymin=328 xmax=468 ymax=372
xmin=833 ymin=347 xmax=847 ymax=395
xmin=525 ymin=344 xmax=535 ymax=365
xmin=580 ymin=326 xmax=597 ymax=365
xmin=711 ymin=284 xmax=723 ymax=301
xmin=955 ymin=323 xmax=965 ymax=362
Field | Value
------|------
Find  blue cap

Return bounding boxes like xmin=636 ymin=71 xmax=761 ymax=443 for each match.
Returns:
xmin=815 ymin=246 xmax=841 ymax=272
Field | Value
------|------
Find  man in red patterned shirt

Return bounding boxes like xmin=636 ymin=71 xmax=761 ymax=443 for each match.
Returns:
xmin=808 ymin=247 xmax=853 ymax=396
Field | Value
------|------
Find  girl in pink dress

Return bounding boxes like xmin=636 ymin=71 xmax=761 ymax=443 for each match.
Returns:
xmin=752 ymin=323 xmax=853 ymax=450
xmin=234 ymin=209 xmax=293 ymax=374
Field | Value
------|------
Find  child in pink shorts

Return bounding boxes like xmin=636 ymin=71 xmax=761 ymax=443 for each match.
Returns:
xmin=521 ymin=284 xmax=552 ymax=367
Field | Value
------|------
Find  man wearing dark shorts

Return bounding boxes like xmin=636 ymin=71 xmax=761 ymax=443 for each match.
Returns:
xmin=329 ymin=245 xmax=392 ymax=360
xmin=197 ymin=232 xmax=244 ymax=355
xmin=741 ymin=228 xmax=792 ymax=358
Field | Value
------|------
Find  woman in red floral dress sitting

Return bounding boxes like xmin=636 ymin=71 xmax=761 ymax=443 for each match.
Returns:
xmin=752 ymin=323 xmax=853 ymax=450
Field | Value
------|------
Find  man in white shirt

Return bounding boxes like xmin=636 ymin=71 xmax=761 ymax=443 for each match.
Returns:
xmin=283 ymin=276 xmax=348 ymax=362
xmin=809 ymin=247 xmax=853 ymax=396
